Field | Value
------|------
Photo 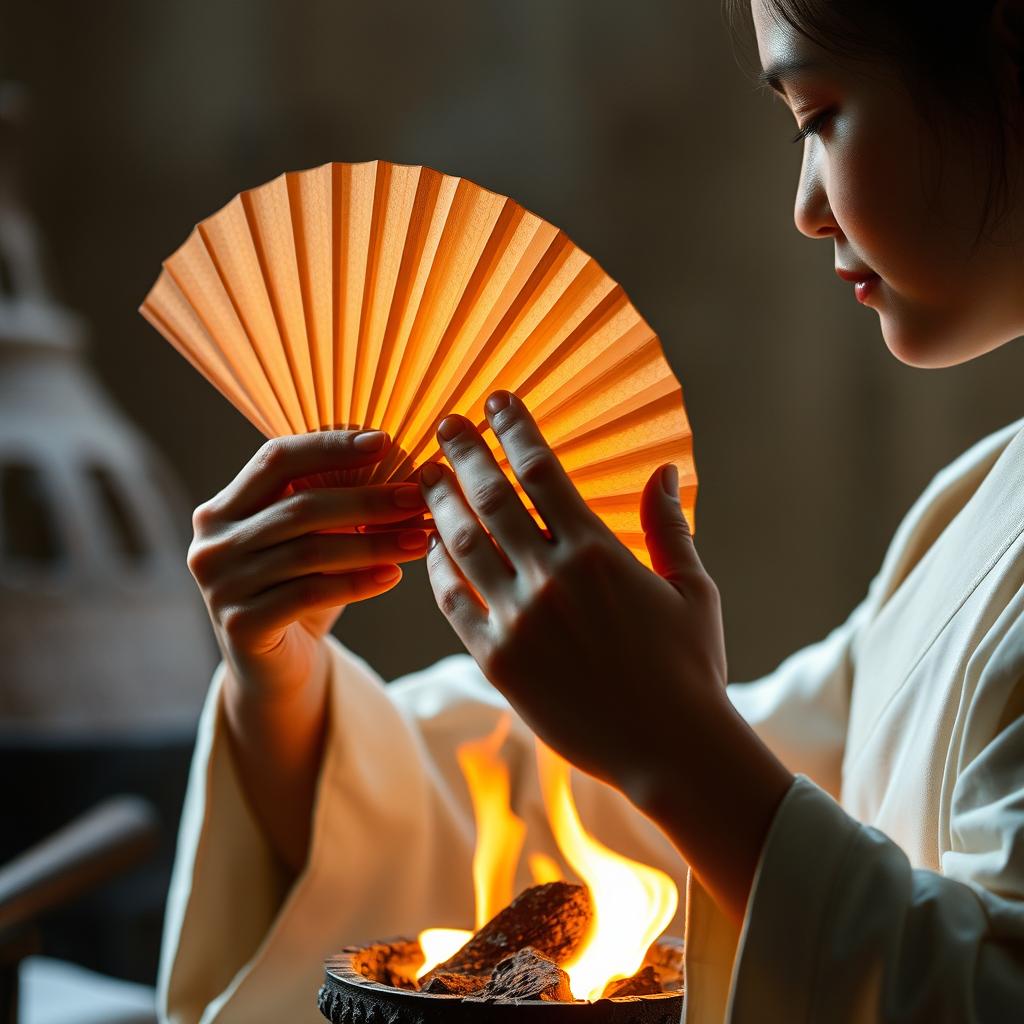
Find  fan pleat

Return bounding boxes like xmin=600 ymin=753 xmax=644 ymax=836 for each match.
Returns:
xmin=139 ymin=159 xmax=698 ymax=565
xmin=286 ymin=167 xmax=335 ymax=429
xmin=139 ymin=276 xmax=275 ymax=437
xmin=196 ymin=202 xmax=308 ymax=433
xmin=164 ymin=228 xmax=295 ymax=435
xmin=240 ymin=180 xmax=321 ymax=433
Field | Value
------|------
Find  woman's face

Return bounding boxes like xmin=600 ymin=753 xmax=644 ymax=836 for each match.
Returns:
xmin=751 ymin=0 xmax=1024 ymax=368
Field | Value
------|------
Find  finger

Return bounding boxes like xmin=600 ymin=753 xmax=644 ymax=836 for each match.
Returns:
xmin=483 ymin=391 xmax=603 ymax=542
xmin=639 ymin=463 xmax=706 ymax=590
xmin=215 ymin=529 xmax=429 ymax=605
xmin=424 ymin=533 xmax=490 ymax=650
xmin=225 ymin=565 xmax=403 ymax=648
xmin=233 ymin=483 xmax=428 ymax=551
xmin=434 ymin=413 xmax=547 ymax=563
xmin=418 ymin=459 xmax=514 ymax=597
xmin=217 ymin=430 xmax=392 ymax=520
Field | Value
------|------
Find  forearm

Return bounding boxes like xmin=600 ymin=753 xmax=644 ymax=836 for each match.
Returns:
xmin=220 ymin=642 xmax=331 ymax=874
xmin=627 ymin=692 xmax=794 ymax=924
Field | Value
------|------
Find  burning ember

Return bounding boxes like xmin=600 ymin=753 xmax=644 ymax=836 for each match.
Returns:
xmin=319 ymin=716 xmax=683 ymax=1020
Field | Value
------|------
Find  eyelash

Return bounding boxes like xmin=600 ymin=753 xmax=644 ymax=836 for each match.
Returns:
xmin=790 ymin=109 xmax=833 ymax=144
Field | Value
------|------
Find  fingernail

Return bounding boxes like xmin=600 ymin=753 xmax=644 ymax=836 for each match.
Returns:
xmin=393 ymin=485 xmax=426 ymax=509
xmin=372 ymin=565 xmax=401 ymax=584
xmin=428 ymin=532 xmax=440 ymax=551
xmin=398 ymin=529 xmax=428 ymax=551
xmin=485 ymin=391 xmax=512 ymax=417
xmin=353 ymin=430 xmax=388 ymax=452
xmin=437 ymin=415 xmax=464 ymax=441
xmin=661 ymin=463 xmax=679 ymax=498
xmin=419 ymin=461 xmax=443 ymax=486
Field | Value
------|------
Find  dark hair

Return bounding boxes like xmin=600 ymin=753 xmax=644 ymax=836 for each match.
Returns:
xmin=723 ymin=0 xmax=1024 ymax=248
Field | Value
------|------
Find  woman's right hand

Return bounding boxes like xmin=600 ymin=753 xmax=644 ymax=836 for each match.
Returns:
xmin=186 ymin=428 xmax=430 ymax=703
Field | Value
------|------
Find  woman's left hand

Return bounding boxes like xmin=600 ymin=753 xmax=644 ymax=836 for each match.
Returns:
xmin=417 ymin=389 xmax=727 ymax=797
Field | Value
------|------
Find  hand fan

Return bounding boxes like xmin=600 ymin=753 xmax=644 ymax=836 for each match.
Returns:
xmin=139 ymin=160 xmax=697 ymax=567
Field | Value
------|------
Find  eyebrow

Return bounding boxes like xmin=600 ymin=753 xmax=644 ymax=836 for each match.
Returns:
xmin=758 ymin=58 xmax=820 ymax=96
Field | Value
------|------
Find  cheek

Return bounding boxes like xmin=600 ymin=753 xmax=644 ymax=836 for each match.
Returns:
xmin=828 ymin=128 xmax=939 ymax=293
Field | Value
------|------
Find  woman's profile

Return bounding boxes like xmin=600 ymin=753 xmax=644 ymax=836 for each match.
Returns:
xmin=159 ymin=3 xmax=1024 ymax=1021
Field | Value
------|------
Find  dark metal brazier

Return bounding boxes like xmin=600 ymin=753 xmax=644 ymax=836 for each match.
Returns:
xmin=318 ymin=936 xmax=684 ymax=1024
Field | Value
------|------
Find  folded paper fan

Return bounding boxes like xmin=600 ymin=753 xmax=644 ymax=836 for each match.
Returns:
xmin=139 ymin=160 xmax=696 ymax=566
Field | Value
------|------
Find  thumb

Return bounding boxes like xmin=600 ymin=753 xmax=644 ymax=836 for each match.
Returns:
xmin=640 ymin=463 xmax=701 ymax=588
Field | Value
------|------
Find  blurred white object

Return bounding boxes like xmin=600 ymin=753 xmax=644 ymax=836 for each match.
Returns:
xmin=19 ymin=956 xmax=155 ymax=1024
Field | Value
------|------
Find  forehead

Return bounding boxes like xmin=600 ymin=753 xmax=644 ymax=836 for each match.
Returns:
xmin=751 ymin=0 xmax=809 ymax=68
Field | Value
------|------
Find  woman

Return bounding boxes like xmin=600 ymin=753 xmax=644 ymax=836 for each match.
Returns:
xmin=160 ymin=2 xmax=1024 ymax=1021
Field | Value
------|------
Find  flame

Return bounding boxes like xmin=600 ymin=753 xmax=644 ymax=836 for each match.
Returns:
xmin=416 ymin=714 xmax=526 ymax=979
xmin=528 ymin=851 xmax=564 ymax=886
xmin=536 ymin=740 xmax=679 ymax=1002
xmin=415 ymin=927 xmax=473 ymax=980
xmin=414 ymin=717 xmax=678 ymax=1001
xmin=457 ymin=714 xmax=527 ymax=927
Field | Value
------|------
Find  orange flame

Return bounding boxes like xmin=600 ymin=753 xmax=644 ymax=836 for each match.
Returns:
xmin=415 ymin=718 xmax=677 ymax=1001
xmin=528 ymin=851 xmax=564 ymax=886
xmin=537 ymin=740 xmax=679 ymax=1002
xmin=415 ymin=927 xmax=473 ymax=980
xmin=416 ymin=714 xmax=526 ymax=979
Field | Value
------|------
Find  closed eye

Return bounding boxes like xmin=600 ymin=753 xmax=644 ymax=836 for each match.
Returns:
xmin=791 ymin=108 xmax=834 ymax=144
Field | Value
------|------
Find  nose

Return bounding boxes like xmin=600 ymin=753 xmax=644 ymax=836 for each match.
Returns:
xmin=793 ymin=143 xmax=839 ymax=239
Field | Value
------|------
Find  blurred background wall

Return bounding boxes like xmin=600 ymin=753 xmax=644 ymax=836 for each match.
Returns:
xmin=4 ymin=0 xmax=1023 ymax=687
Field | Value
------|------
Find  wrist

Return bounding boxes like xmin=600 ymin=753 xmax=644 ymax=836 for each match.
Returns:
xmin=621 ymin=692 xmax=794 ymax=923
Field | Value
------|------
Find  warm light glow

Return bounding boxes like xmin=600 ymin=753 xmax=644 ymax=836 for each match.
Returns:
xmin=458 ymin=713 xmax=527 ymax=928
xmin=528 ymin=851 xmax=564 ymax=886
xmin=141 ymin=160 xmax=698 ymax=570
xmin=415 ymin=927 xmax=473 ymax=981
xmin=536 ymin=741 xmax=679 ymax=1002
xmin=415 ymin=714 xmax=526 ymax=979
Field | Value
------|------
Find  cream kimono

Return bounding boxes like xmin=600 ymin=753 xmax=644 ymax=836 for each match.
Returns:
xmin=159 ymin=415 xmax=1024 ymax=1024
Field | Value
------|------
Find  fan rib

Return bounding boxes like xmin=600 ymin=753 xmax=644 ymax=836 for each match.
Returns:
xmin=239 ymin=187 xmax=319 ymax=432
xmin=364 ymin=167 xmax=445 ymax=464
xmin=429 ymin=227 xmax=576 ymax=424
xmin=388 ymin=196 xmax=525 ymax=456
xmin=193 ymin=222 xmax=304 ymax=435
xmin=349 ymin=161 xmax=392 ymax=433
xmin=286 ymin=170 xmax=331 ymax=430
xmin=379 ymin=180 xmax=506 ymax=453
xmin=139 ymin=295 xmax=275 ymax=437
xmin=372 ymin=171 xmax=459 ymax=467
xmin=186 ymin=222 xmax=301 ymax=434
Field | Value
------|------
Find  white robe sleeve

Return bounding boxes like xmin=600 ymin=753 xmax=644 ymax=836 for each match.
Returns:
xmin=157 ymin=634 xmax=686 ymax=1024
xmin=725 ymin=419 xmax=1015 ymax=799
xmin=725 ymin=606 xmax=1024 ymax=1023
xmin=726 ymin=585 xmax=878 ymax=799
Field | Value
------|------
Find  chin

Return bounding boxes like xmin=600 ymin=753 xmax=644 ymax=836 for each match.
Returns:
xmin=878 ymin=310 xmax=994 ymax=370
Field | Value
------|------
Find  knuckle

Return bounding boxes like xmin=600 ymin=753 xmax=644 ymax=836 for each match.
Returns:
xmin=517 ymin=450 xmax=556 ymax=489
xmin=471 ymin=477 xmax=512 ymax=518
xmin=255 ymin=436 xmax=290 ymax=474
xmin=185 ymin=538 xmax=219 ymax=581
xmin=438 ymin=584 xmax=466 ymax=619
xmin=280 ymin=488 xmax=319 ymax=526
xmin=700 ymin=574 xmax=721 ymax=603
xmin=219 ymin=605 xmax=250 ymax=641
xmin=448 ymin=523 xmax=479 ymax=560
xmin=191 ymin=501 xmax=217 ymax=534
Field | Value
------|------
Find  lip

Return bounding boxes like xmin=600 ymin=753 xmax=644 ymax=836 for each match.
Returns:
xmin=836 ymin=267 xmax=881 ymax=304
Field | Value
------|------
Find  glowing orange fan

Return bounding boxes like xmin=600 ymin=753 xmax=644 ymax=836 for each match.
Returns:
xmin=139 ymin=160 xmax=696 ymax=566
